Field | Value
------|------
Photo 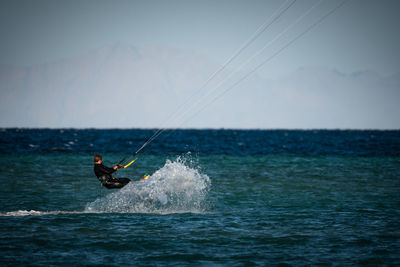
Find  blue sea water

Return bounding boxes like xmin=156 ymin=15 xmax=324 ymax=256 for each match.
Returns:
xmin=0 ymin=129 xmax=399 ymax=266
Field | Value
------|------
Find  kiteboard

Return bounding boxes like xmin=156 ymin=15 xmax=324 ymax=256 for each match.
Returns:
xmin=140 ymin=174 xmax=150 ymax=180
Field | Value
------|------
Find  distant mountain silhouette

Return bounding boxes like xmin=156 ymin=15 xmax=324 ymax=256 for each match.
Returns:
xmin=0 ymin=44 xmax=399 ymax=129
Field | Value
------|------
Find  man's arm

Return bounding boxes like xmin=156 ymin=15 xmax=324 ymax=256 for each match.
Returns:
xmin=98 ymin=164 xmax=118 ymax=175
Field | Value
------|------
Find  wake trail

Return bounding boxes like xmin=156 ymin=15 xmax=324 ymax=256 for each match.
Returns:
xmin=1 ymin=157 xmax=211 ymax=217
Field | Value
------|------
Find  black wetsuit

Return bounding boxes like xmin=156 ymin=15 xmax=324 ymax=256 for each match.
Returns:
xmin=94 ymin=163 xmax=131 ymax=189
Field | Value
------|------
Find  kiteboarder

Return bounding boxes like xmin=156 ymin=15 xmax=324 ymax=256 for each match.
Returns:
xmin=93 ymin=154 xmax=132 ymax=189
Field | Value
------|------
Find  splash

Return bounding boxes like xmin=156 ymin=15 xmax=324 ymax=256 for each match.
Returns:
xmin=85 ymin=156 xmax=211 ymax=214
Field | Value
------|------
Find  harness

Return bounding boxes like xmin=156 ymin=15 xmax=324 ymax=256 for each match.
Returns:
xmin=97 ymin=174 xmax=111 ymax=187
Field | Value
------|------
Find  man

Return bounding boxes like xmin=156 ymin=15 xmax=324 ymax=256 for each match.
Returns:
xmin=94 ymin=154 xmax=132 ymax=189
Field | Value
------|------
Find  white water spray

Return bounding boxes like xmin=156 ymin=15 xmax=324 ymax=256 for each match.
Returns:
xmin=85 ymin=157 xmax=211 ymax=214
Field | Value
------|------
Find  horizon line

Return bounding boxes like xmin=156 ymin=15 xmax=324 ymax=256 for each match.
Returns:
xmin=1 ymin=127 xmax=399 ymax=131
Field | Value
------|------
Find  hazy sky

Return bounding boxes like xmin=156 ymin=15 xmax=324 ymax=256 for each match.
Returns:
xmin=0 ymin=0 xmax=399 ymax=129
xmin=1 ymin=0 xmax=399 ymax=78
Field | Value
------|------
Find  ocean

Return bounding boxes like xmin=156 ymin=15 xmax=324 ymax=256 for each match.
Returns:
xmin=0 ymin=129 xmax=399 ymax=266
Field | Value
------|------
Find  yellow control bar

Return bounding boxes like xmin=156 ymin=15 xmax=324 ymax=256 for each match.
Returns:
xmin=123 ymin=158 xmax=137 ymax=168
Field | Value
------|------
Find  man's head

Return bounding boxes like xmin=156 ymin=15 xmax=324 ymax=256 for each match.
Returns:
xmin=94 ymin=154 xmax=102 ymax=164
